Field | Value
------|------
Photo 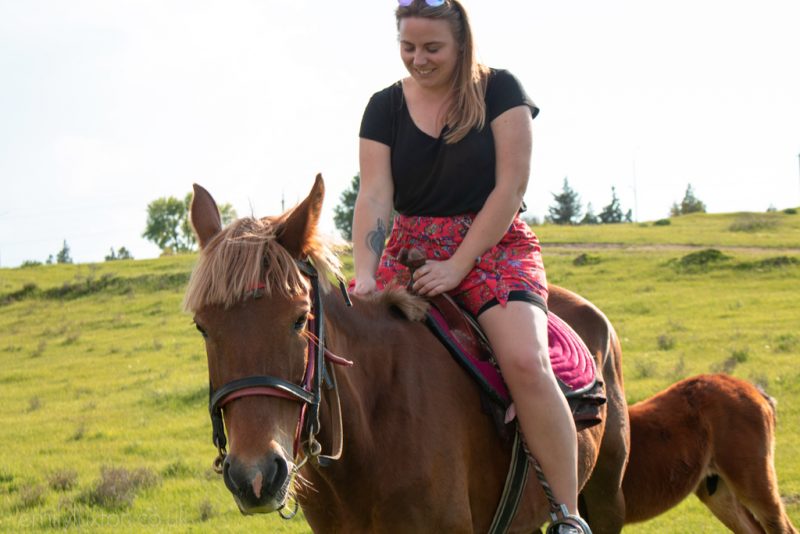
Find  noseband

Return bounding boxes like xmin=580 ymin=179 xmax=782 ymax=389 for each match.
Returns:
xmin=208 ymin=258 xmax=352 ymax=476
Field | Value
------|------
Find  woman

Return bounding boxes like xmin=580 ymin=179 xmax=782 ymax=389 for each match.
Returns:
xmin=352 ymin=1 xmax=588 ymax=532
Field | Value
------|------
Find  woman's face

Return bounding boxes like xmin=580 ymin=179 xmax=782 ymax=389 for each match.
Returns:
xmin=398 ymin=17 xmax=459 ymax=92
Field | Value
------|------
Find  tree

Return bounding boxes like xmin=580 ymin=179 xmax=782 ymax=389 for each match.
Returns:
xmin=333 ymin=174 xmax=360 ymax=241
xmin=56 ymin=240 xmax=73 ymax=264
xmin=105 ymin=246 xmax=134 ymax=261
xmin=599 ymin=187 xmax=625 ymax=224
xmin=581 ymin=203 xmax=599 ymax=225
xmin=143 ymin=196 xmax=189 ymax=252
xmin=670 ymin=184 xmax=706 ymax=216
xmin=547 ymin=177 xmax=582 ymax=225
xmin=333 ymin=174 xmax=394 ymax=242
xmin=143 ymin=193 xmax=237 ymax=253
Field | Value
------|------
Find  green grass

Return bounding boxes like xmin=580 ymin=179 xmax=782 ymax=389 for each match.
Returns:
xmin=534 ymin=208 xmax=800 ymax=249
xmin=1 ymin=211 xmax=799 ymax=533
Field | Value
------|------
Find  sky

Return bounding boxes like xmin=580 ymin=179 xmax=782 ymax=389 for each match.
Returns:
xmin=1 ymin=0 xmax=799 ymax=267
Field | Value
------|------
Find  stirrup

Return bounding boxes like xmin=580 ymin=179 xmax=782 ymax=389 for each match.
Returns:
xmin=545 ymin=504 xmax=592 ymax=534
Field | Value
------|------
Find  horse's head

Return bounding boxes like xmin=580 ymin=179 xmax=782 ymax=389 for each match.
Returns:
xmin=184 ymin=175 xmax=338 ymax=515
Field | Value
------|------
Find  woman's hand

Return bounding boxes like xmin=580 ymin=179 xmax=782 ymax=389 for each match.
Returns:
xmin=352 ymin=276 xmax=378 ymax=297
xmin=412 ymin=257 xmax=472 ymax=296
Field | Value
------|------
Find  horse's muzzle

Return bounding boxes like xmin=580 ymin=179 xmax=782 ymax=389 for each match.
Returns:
xmin=223 ymin=452 xmax=291 ymax=514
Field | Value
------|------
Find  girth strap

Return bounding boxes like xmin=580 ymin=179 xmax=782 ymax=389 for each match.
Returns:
xmin=488 ymin=429 xmax=530 ymax=533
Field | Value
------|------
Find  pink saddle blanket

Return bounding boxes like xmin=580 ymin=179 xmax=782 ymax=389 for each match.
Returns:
xmin=426 ymin=305 xmax=597 ymax=405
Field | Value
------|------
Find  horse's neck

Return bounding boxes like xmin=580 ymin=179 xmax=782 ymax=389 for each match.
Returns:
xmin=320 ymin=292 xmax=400 ymax=416
xmin=300 ymin=293 xmax=409 ymax=520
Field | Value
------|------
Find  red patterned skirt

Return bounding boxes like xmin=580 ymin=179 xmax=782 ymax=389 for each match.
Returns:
xmin=374 ymin=214 xmax=548 ymax=316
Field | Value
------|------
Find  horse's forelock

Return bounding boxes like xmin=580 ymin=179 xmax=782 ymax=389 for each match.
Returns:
xmin=183 ymin=215 xmax=342 ymax=312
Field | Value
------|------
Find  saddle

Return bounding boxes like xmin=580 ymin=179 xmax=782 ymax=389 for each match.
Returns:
xmin=398 ymin=250 xmax=606 ymax=437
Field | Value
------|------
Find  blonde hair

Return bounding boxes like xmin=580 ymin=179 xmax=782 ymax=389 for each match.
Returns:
xmin=396 ymin=0 xmax=490 ymax=144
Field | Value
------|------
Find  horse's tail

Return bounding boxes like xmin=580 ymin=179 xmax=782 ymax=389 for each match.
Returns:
xmin=755 ymin=384 xmax=778 ymax=426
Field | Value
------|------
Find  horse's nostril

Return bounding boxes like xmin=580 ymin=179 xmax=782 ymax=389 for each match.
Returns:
xmin=222 ymin=456 xmax=244 ymax=497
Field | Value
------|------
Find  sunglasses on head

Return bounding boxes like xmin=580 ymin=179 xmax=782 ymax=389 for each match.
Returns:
xmin=398 ymin=0 xmax=446 ymax=6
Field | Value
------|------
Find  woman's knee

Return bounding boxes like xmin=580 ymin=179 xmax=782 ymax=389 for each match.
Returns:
xmin=497 ymin=346 xmax=552 ymax=383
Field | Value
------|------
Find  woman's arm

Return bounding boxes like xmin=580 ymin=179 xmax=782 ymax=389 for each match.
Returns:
xmin=352 ymin=138 xmax=395 ymax=295
xmin=412 ymin=104 xmax=532 ymax=296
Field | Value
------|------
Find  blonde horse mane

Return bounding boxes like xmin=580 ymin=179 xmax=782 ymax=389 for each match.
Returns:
xmin=183 ymin=210 xmax=342 ymax=313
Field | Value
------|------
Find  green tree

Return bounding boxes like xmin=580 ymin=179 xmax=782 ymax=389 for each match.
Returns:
xmin=547 ymin=177 xmax=582 ymax=225
xmin=581 ymin=203 xmax=599 ymax=225
xmin=599 ymin=187 xmax=625 ymax=224
xmin=144 ymin=193 xmax=237 ymax=253
xmin=56 ymin=240 xmax=73 ymax=264
xmin=333 ymin=174 xmax=394 ymax=242
xmin=105 ymin=246 xmax=134 ymax=261
xmin=670 ymin=184 xmax=707 ymax=216
xmin=143 ymin=197 xmax=189 ymax=252
xmin=333 ymin=174 xmax=360 ymax=241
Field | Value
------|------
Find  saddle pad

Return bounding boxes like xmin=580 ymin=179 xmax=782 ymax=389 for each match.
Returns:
xmin=547 ymin=312 xmax=597 ymax=392
xmin=425 ymin=306 xmax=597 ymax=404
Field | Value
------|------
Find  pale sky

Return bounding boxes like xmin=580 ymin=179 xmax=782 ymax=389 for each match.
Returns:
xmin=1 ymin=0 xmax=799 ymax=267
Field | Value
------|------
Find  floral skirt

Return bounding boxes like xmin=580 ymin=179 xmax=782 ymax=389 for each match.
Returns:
xmin=374 ymin=214 xmax=548 ymax=316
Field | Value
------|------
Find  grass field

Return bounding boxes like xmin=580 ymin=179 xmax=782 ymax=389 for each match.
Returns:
xmin=1 ymin=210 xmax=798 ymax=533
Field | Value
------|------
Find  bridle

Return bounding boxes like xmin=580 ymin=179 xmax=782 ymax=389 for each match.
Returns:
xmin=207 ymin=258 xmax=352 ymax=510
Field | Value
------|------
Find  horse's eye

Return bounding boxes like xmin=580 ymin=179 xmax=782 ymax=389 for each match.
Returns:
xmin=195 ymin=322 xmax=208 ymax=339
xmin=293 ymin=313 xmax=308 ymax=332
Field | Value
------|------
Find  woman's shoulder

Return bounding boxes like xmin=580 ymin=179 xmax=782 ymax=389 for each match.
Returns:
xmin=486 ymin=68 xmax=525 ymax=91
xmin=368 ymin=80 xmax=404 ymax=104
xmin=484 ymin=67 xmax=539 ymax=120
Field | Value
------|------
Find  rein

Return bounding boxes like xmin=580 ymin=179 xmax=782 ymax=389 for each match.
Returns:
xmin=208 ymin=259 xmax=353 ymax=490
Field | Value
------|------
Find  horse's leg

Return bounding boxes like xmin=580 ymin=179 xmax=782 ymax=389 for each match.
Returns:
xmin=712 ymin=460 xmax=798 ymax=534
xmin=695 ymin=476 xmax=766 ymax=534
xmin=575 ymin=336 xmax=627 ymax=534
xmin=707 ymin=387 xmax=798 ymax=534
xmin=548 ymin=287 xmax=629 ymax=534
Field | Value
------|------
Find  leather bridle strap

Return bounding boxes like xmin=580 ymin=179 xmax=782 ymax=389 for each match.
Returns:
xmin=207 ymin=258 xmax=352 ymax=473
xmin=210 ymin=376 xmax=316 ymax=452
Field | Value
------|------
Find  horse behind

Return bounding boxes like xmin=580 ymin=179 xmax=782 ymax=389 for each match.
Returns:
xmin=184 ymin=175 xmax=629 ymax=533
xmin=622 ymin=373 xmax=797 ymax=533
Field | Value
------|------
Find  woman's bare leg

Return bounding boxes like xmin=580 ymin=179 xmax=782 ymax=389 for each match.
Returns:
xmin=478 ymin=301 xmax=580 ymax=514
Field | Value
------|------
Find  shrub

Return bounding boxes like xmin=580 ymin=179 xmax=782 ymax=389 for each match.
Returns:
xmin=81 ymin=466 xmax=159 ymax=510
xmin=48 ymin=470 xmax=78 ymax=491
xmin=634 ymin=359 xmax=657 ymax=379
xmin=657 ymin=334 xmax=676 ymax=351
xmin=670 ymin=249 xmax=731 ymax=272
xmin=774 ymin=334 xmax=799 ymax=353
xmin=784 ymin=208 xmax=797 ymax=215
xmin=735 ymin=256 xmax=800 ymax=271
xmin=27 ymin=396 xmax=41 ymax=413
xmin=17 ymin=484 xmax=46 ymax=510
xmin=729 ymin=214 xmax=778 ymax=232
xmin=729 ymin=347 xmax=750 ymax=363
xmin=199 ymin=499 xmax=215 ymax=521
xmin=573 ymin=253 xmax=601 ymax=266
xmin=653 ymin=218 xmax=671 ymax=226
xmin=161 ymin=460 xmax=196 ymax=479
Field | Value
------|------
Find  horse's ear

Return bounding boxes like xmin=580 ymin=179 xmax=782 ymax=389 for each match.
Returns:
xmin=278 ymin=174 xmax=325 ymax=258
xmin=190 ymin=184 xmax=222 ymax=249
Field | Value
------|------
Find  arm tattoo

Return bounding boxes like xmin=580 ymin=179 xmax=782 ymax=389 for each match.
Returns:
xmin=366 ymin=218 xmax=387 ymax=257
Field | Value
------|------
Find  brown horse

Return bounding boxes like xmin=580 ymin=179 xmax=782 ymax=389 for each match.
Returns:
xmin=620 ymin=373 xmax=797 ymax=533
xmin=184 ymin=175 xmax=630 ymax=533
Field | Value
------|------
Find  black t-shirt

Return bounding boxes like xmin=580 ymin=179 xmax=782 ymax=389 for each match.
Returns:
xmin=359 ymin=68 xmax=538 ymax=216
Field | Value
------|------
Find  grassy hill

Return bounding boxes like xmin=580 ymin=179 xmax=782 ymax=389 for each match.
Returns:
xmin=1 ymin=210 xmax=798 ymax=533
